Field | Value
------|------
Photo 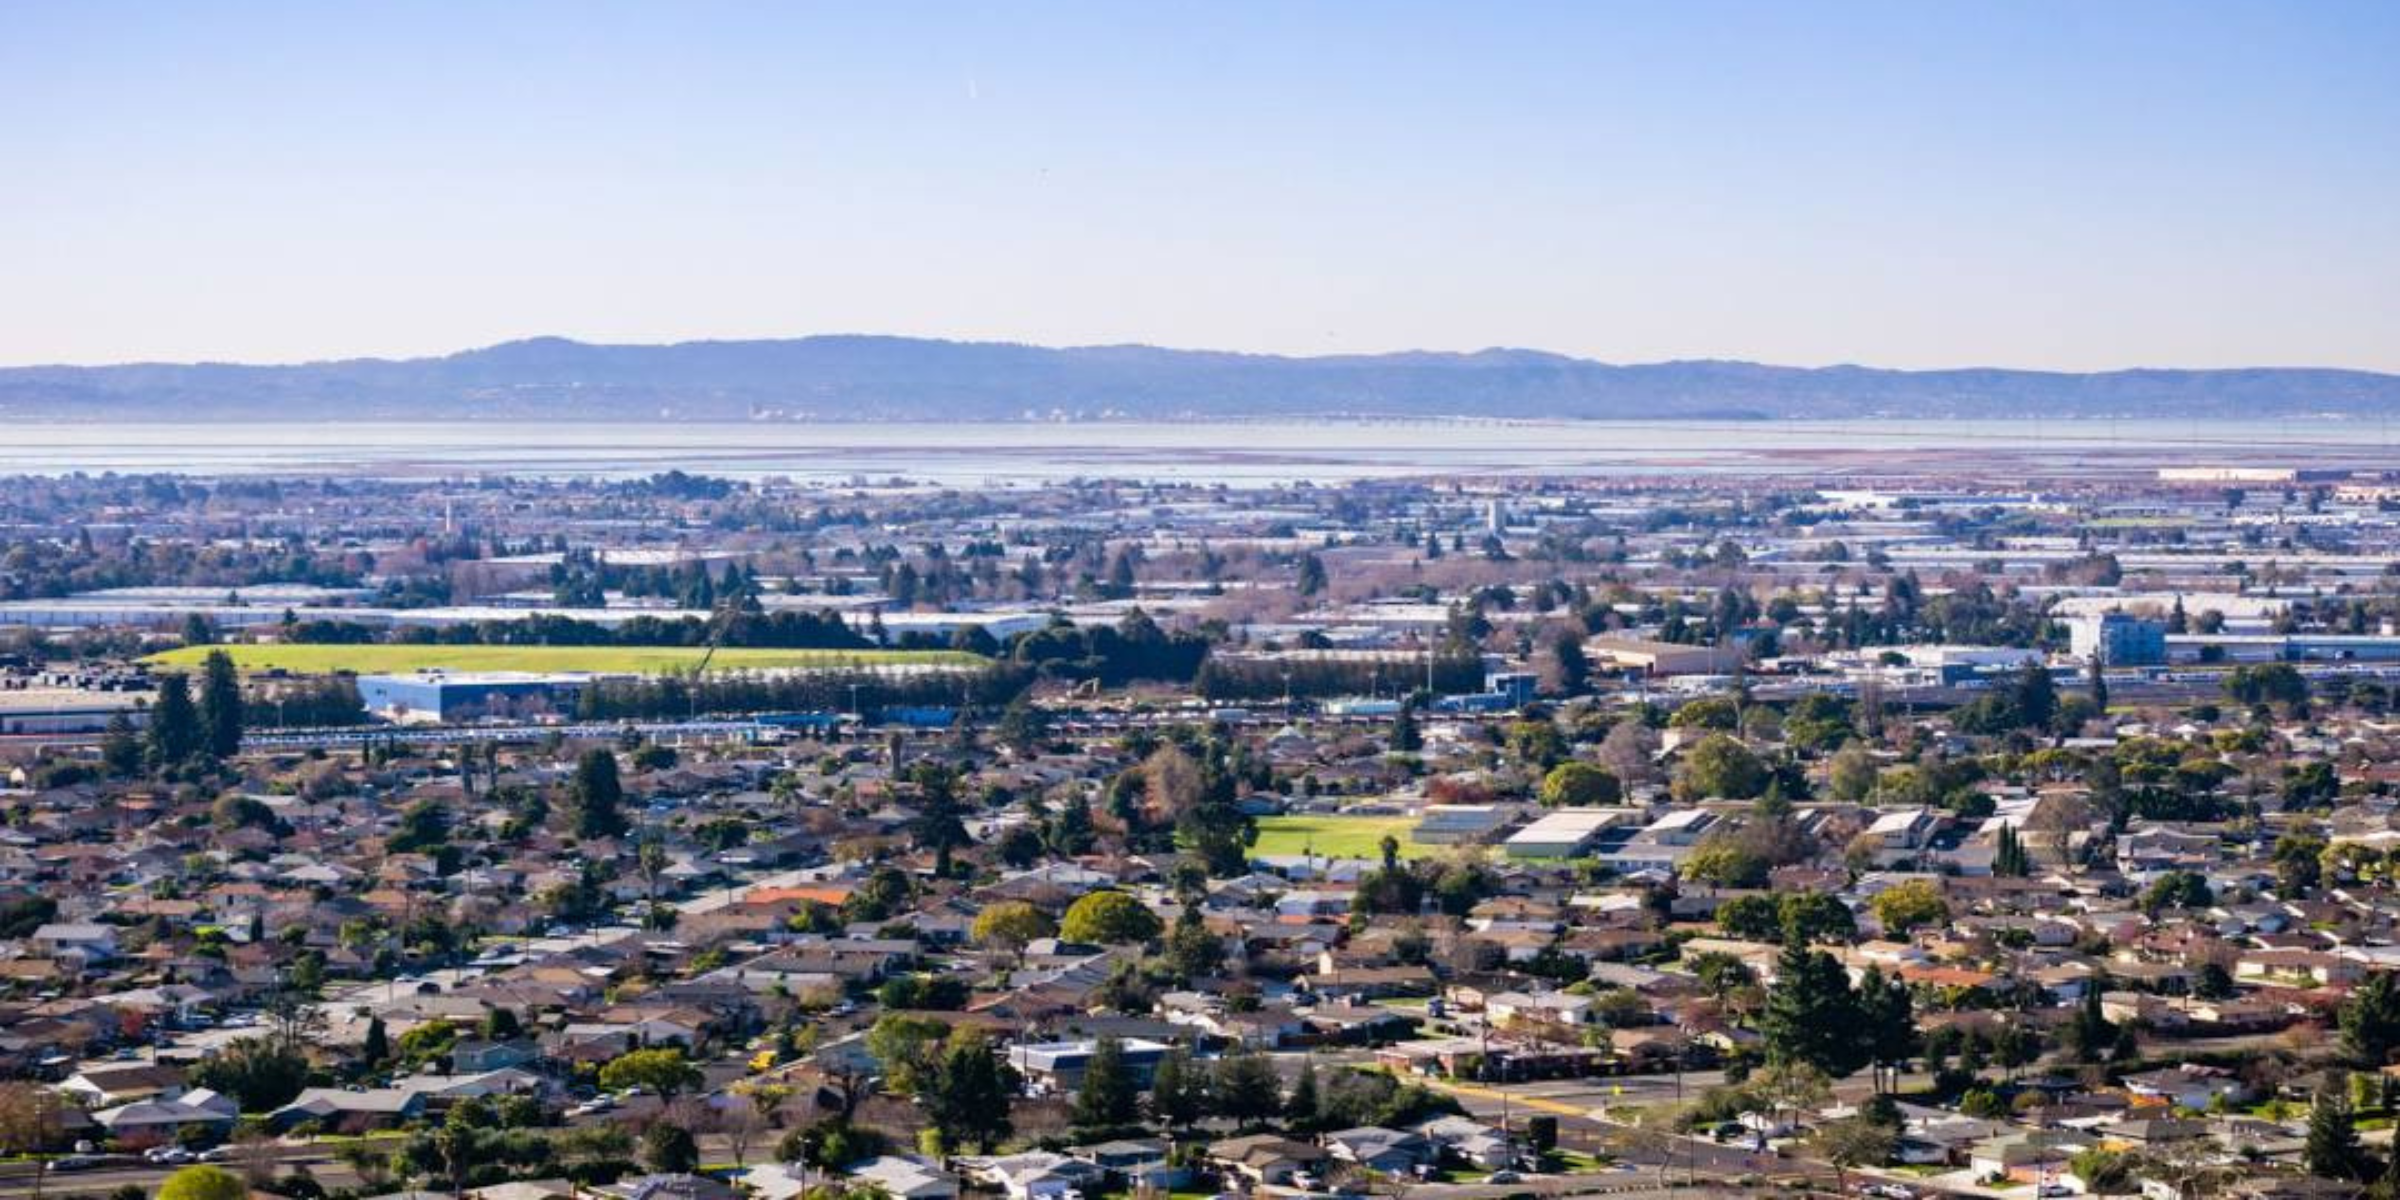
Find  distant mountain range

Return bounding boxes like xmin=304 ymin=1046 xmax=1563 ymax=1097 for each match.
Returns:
xmin=5 ymin=335 xmax=2398 ymax=421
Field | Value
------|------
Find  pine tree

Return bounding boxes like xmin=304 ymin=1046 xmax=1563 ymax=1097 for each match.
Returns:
xmin=570 ymin=748 xmax=628 ymax=839
xmin=1391 ymin=700 xmax=1422 ymax=753
xmin=101 ymin=712 xmax=144 ymax=778
xmin=1761 ymin=940 xmax=1868 ymax=1077
xmin=2067 ymin=987 xmax=2116 ymax=1063
xmin=2012 ymin=660 xmax=2058 ymax=732
xmin=148 ymin=672 xmax=202 ymax=768
xmin=1073 ymin=1036 xmax=1140 ymax=1130
xmin=2307 ymin=1090 xmax=2370 ymax=1181
xmin=1150 ymin=1046 xmax=1203 ymax=1129
xmin=1285 ymin=1061 xmax=1322 ymax=1132
xmin=1212 ymin=1051 xmax=1283 ymax=1126
xmin=2086 ymin=655 xmax=2109 ymax=715
xmin=363 ymin=1015 xmax=390 ymax=1066
xmin=198 ymin=649 xmax=244 ymax=760
xmin=1993 ymin=825 xmax=2030 ymax=877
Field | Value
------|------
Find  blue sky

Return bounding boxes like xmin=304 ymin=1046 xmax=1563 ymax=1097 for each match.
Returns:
xmin=4 ymin=2 xmax=2396 ymax=370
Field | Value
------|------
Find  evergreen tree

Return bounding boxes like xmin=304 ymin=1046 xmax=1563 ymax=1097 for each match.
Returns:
xmin=1150 ymin=1047 xmax=1204 ymax=1129
xmin=2342 ymin=972 xmax=2400 ymax=1067
xmin=362 ymin=1015 xmax=390 ymax=1066
xmin=2086 ymin=655 xmax=2109 ymax=715
xmin=570 ymin=748 xmax=628 ymax=839
xmin=101 ymin=712 xmax=144 ymax=778
xmin=1212 ymin=1051 xmax=1283 ymax=1126
xmin=1391 ymin=699 xmax=1422 ymax=753
xmin=198 ymin=649 xmax=244 ymax=760
xmin=2012 ymin=660 xmax=2058 ymax=732
xmin=1285 ymin=1061 xmax=1322 ymax=1132
xmin=1761 ymin=940 xmax=1867 ymax=1077
xmin=148 ymin=672 xmax=202 ymax=768
xmin=1853 ymin=967 xmax=1917 ymax=1093
xmin=922 ymin=1035 xmax=1014 ymax=1152
xmin=1164 ymin=906 xmax=1226 ymax=981
xmin=1073 ymin=1036 xmax=1141 ymax=1130
xmin=2307 ymin=1090 xmax=2372 ymax=1181
xmin=2067 ymin=987 xmax=2117 ymax=1063
xmin=1993 ymin=825 xmax=2030 ymax=877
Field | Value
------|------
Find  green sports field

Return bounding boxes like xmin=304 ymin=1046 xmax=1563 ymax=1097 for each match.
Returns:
xmin=1251 ymin=813 xmax=1435 ymax=860
xmin=145 ymin=643 xmax=982 ymax=676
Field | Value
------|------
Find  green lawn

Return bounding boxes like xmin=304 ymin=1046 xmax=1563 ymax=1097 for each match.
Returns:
xmin=1252 ymin=813 xmax=1434 ymax=860
xmin=146 ymin=643 xmax=982 ymax=676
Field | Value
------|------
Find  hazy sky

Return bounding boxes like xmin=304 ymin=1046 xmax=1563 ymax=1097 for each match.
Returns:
xmin=5 ymin=2 xmax=2397 ymax=370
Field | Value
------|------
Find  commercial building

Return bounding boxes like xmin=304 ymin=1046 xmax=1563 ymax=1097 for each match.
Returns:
xmin=356 ymin=672 xmax=592 ymax=721
xmin=1583 ymin=638 xmax=1742 ymax=677
xmin=1503 ymin=808 xmax=1635 ymax=859
xmin=2070 ymin=613 xmax=2168 ymax=667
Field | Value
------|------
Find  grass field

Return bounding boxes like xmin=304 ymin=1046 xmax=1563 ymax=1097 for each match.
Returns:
xmin=1251 ymin=813 xmax=1432 ymax=860
xmin=145 ymin=643 xmax=983 ymax=676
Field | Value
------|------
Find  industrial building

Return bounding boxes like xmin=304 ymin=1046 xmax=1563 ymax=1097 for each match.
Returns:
xmin=355 ymin=672 xmax=593 ymax=721
xmin=1583 ymin=637 xmax=1743 ymax=677
xmin=2070 ymin=613 xmax=2169 ymax=667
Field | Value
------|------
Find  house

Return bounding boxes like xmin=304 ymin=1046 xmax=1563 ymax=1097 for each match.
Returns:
xmin=2121 ymin=1065 xmax=2255 ymax=1111
xmin=1006 ymin=1038 xmax=1171 ymax=1092
xmin=847 ymin=1156 xmax=959 ymax=1200
xmin=1322 ymin=1126 xmax=1435 ymax=1173
xmin=30 ymin=923 xmax=119 ymax=962
xmin=58 ymin=1063 xmax=187 ymax=1108
xmin=90 ymin=1089 xmax=237 ymax=1143
xmin=955 ymin=1151 xmax=1105 ymax=1200
xmin=1209 ymin=1134 xmax=1331 ymax=1186
xmin=1969 ymin=1131 xmax=2093 ymax=1182
xmin=594 ymin=1174 xmax=744 ymax=1200
xmin=1071 ymin=1138 xmax=1186 ymax=1190
xmin=270 ymin=1087 xmax=429 ymax=1132
xmin=1412 ymin=1115 xmax=1520 ymax=1169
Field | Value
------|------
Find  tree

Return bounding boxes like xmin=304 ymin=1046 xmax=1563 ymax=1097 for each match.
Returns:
xmin=1780 ymin=893 xmax=1858 ymax=946
xmin=1828 ymin=742 xmax=1878 ymax=802
xmin=1164 ymin=906 xmax=1227 ymax=981
xmin=1061 ymin=890 xmax=1163 ymax=944
xmin=1810 ymin=1117 xmax=1897 ymax=1195
xmin=1150 ymin=1046 xmax=1205 ymax=1129
xmin=1673 ymin=733 xmax=1768 ymax=802
xmin=1854 ymin=968 xmax=1916 ymax=1093
xmin=920 ymin=1032 xmax=1014 ymax=1153
xmin=1760 ymin=941 xmax=1866 ymax=1077
xmin=1390 ymin=700 xmax=1422 ymax=753
xmin=158 ymin=1166 xmax=248 ymax=1200
xmin=198 ymin=650 xmax=244 ymax=761
xmin=1295 ymin=554 xmax=1328 ymax=596
xmin=190 ymin=1035 xmax=310 ymax=1110
xmin=1212 ymin=1050 xmax=1284 ymax=1126
xmin=2306 ymin=1090 xmax=2372 ymax=1181
xmin=1551 ymin=630 xmax=1591 ymax=696
xmin=2067 ymin=988 xmax=2117 ymax=1064
xmin=2086 ymin=656 xmax=2109 ymax=715
xmin=149 ymin=672 xmax=202 ymax=768
xmin=101 ymin=712 xmax=144 ymax=778
xmin=1992 ymin=824 xmax=2031 ymax=878
xmin=643 ymin=1121 xmax=700 ymax=1174
xmin=1539 ymin=761 xmax=1621 ymax=808
xmin=2342 ymin=972 xmax=2400 ymax=1067
xmin=1285 ymin=1061 xmax=1322 ymax=1132
xmin=1869 ymin=879 xmax=1949 ymax=935
xmin=1072 ymin=1037 xmax=1140 ymax=1130
xmin=972 ymin=900 xmax=1055 ymax=958
xmin=569 ymin=749 xmax=627 ymax=840
xmin=2011 ymin=660 xmax=2058 ymax=732
xmin=598 ymin=1047 xmax=701 ymax=1098
xmin=362 ymin=1015 xmax=390 ymax=1067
